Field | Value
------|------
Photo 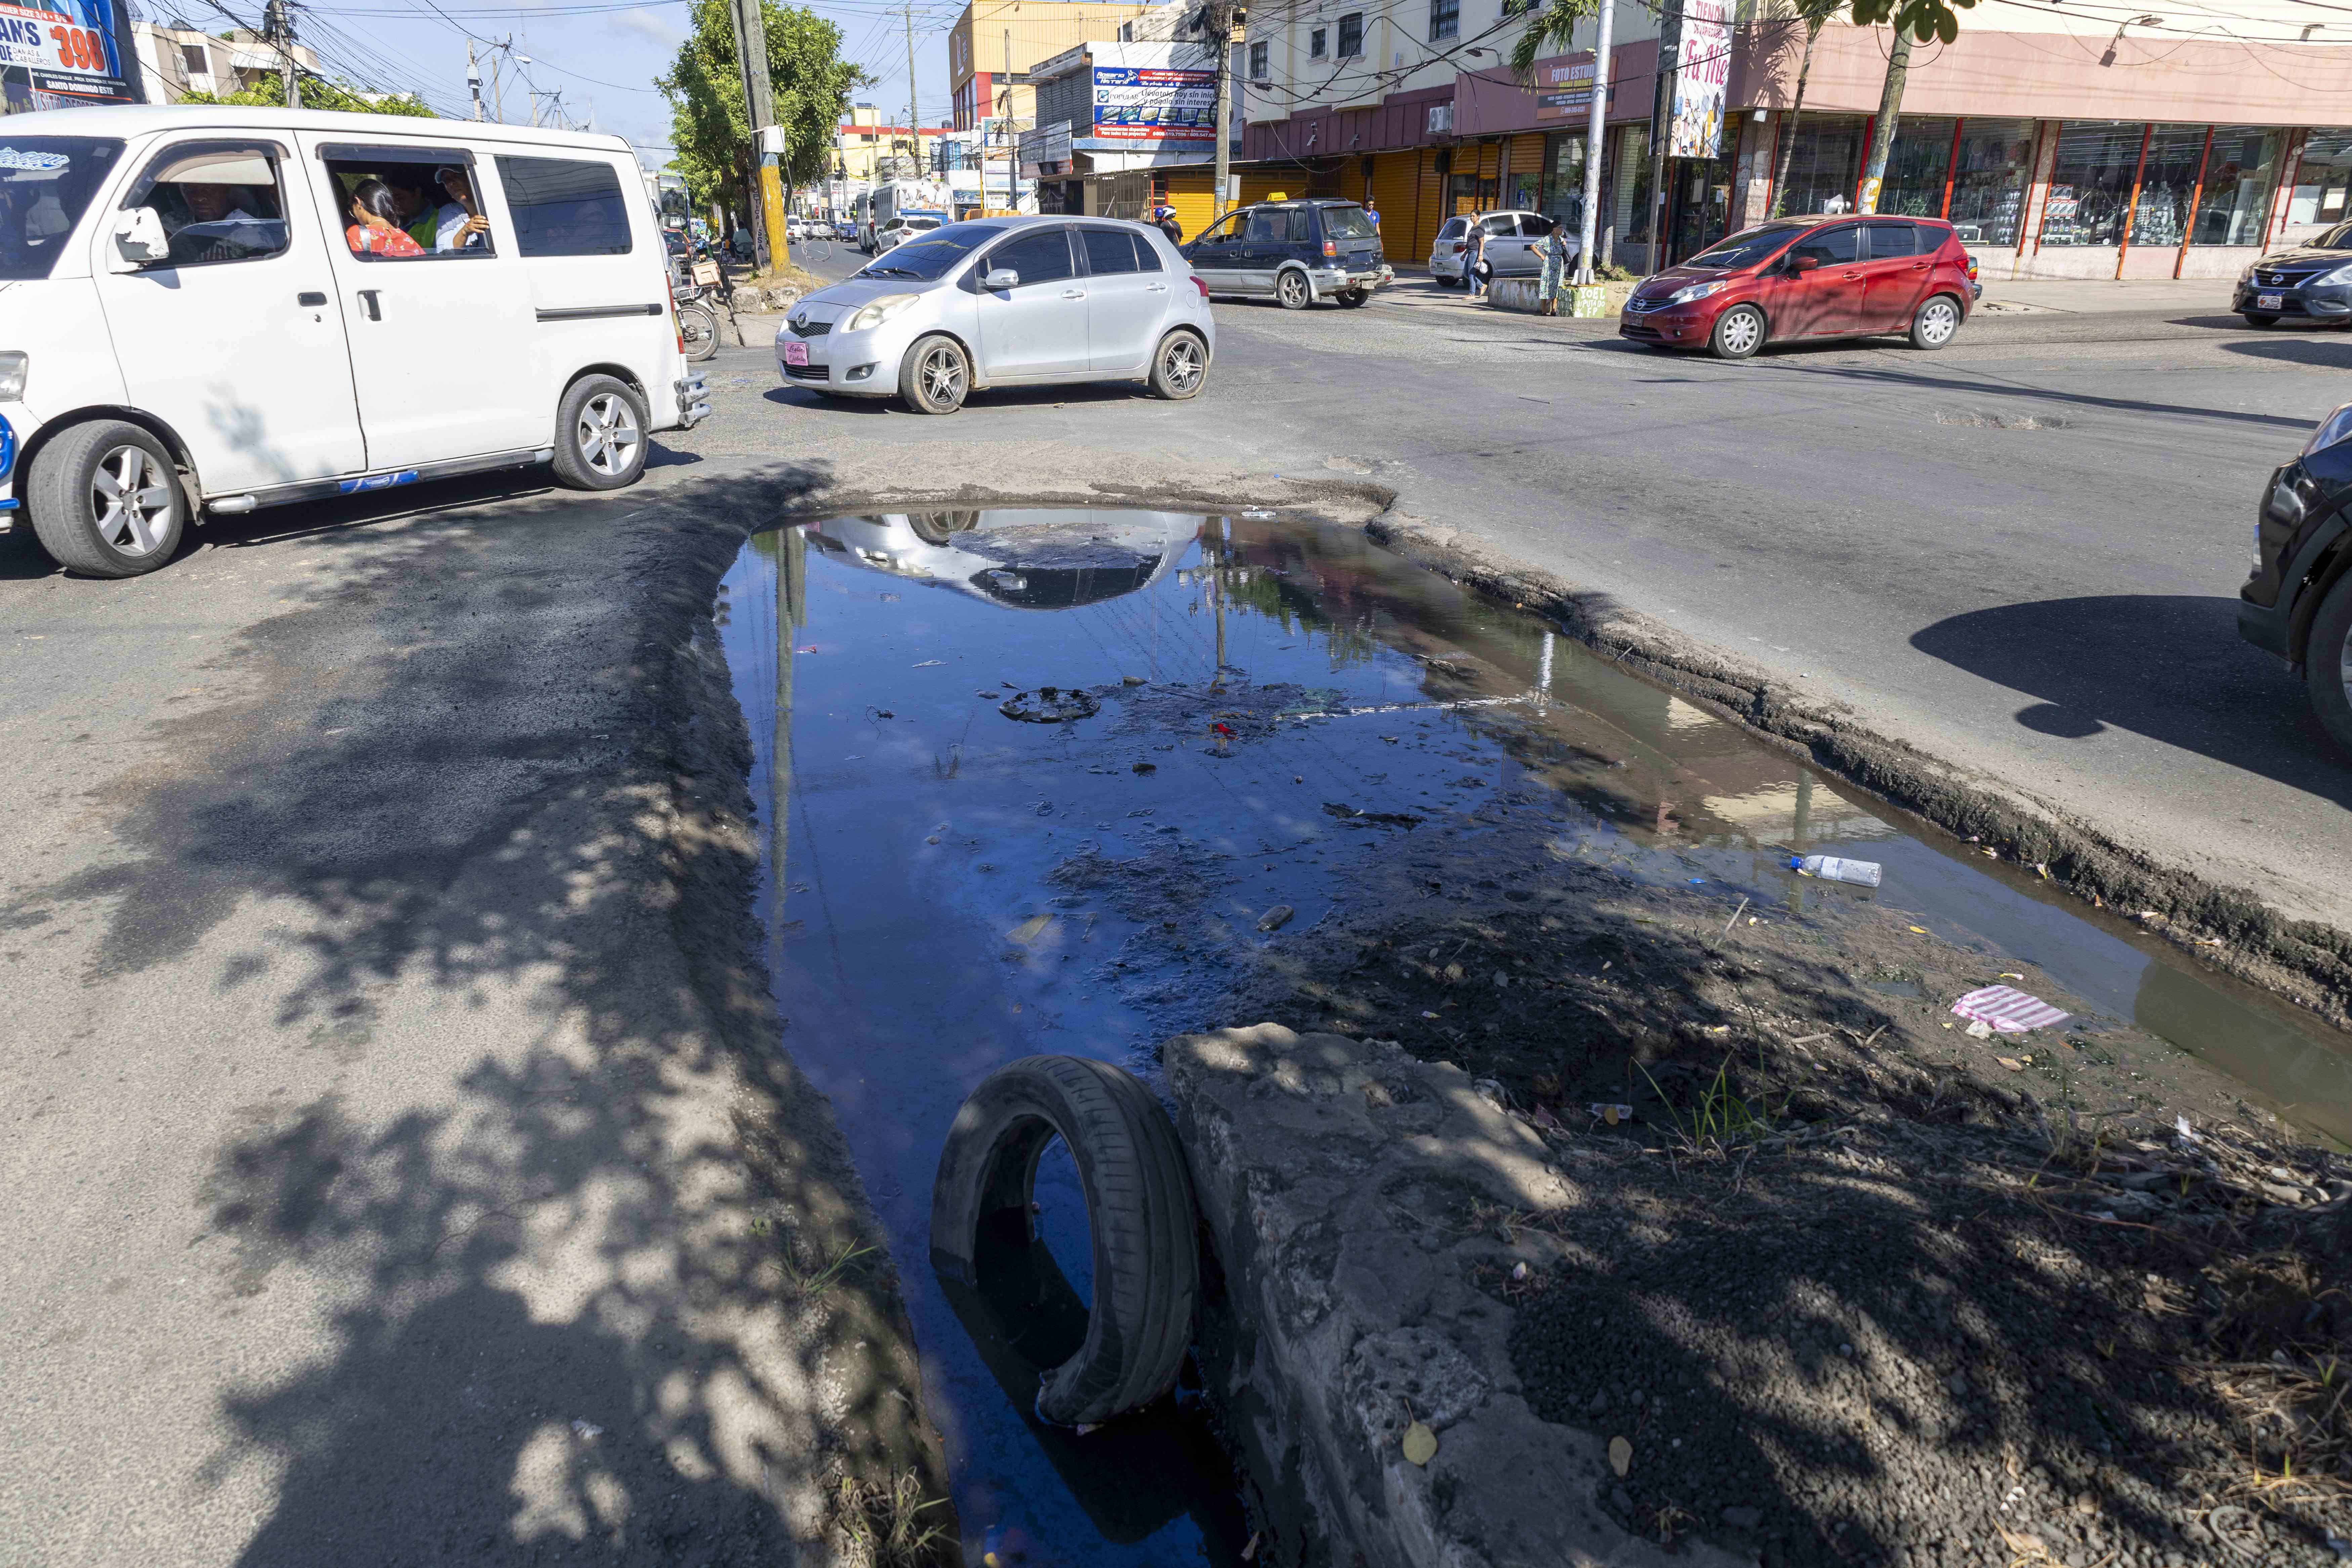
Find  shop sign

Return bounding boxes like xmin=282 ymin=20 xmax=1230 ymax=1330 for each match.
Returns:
xmin=1668 ymin=0 xmax=1730 ymax=159
xmin=1090 ymin=43 xmax=1217 ymax=145
xmin=1536 ymin=58 xmax=1597 ymax=122
xmin=1 ymin=0 xmax=140 ymax=112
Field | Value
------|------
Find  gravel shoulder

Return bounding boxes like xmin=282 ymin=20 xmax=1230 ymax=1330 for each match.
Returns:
xmin=0 ymin=464 xmax=947 ymax=1563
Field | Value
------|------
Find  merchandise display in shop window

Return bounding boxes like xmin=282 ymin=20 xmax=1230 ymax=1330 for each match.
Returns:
xmin=2192 ymin=128 xmax=2282 ymax=246
xmin=2286 ymin=130 xmax=2352 ymax=226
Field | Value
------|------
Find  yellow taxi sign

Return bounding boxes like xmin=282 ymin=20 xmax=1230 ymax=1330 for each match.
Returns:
xmin=1267 ymin=192 xmax=1288 ymax=201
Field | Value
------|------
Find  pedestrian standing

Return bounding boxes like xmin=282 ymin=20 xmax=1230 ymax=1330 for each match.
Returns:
xmin=1364 ymin=198 xmax=1381 ymax=236
xmin=1537 ymin=221 xmax=1576 ymax=316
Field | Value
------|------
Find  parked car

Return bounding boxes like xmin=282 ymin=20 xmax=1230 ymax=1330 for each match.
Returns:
xmin=0 ymin=105 xmax=706 ymax=579
xmin=1619 ymin=215 xmax=1981 ymax=359
xmin=875 ymin=212 xmax=943 ymax=253
xmin=2234 ymin=225 xmax=2352 ymax=326
xmin=2240 ymin=402 xmax=2352 ymax=750
xmin=778 ymin=216 xmax=1214 ymax=413
xmin=803 ymin=507 xmax=1200 ymax=609
xmin=1182 ymin=199 xmax=1387 ymax=309
xmin=1429 ymin=210 xmax=1559 ymax=286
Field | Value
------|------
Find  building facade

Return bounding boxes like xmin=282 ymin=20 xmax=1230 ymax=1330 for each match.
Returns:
xmin=129 ymin=20 xmax=319 ymax=104
xmin=1240 ymin=0 xmax=2352 ymax=278
xmin=948 ymin=0 xmax=1161 ymax=131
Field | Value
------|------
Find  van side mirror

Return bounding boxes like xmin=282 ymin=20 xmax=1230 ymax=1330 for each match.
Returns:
xmin=981 ymin=267 xmax=1018 ymax=291
xmin=112 ymin=207 xmax=171 ymax=268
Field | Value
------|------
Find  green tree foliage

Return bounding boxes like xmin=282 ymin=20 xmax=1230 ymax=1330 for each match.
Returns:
xmin=657 ymin=0 xmax=867 ymax=219
xmin=180 ymin=75 xmax=435 ymax=117
xmin=1509 ymin=0 xmax=1596 ymax=76
xmin=1849 ymin=0 xmax=1975 ymax=44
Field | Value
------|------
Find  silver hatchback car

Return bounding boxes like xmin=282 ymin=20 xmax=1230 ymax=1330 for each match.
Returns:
xmin=777 ymin=216 xmax=1216 ymax=414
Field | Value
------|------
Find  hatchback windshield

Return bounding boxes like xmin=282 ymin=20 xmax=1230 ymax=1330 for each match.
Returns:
xmin=1685 ymin=222 xmax=1806 ymax=269
xmin=858 ymin=221 xmax=992 ymax=280
xmin=0 ymin=138 xmax=124 ymax=281
xmin=1321 ymin=205 xmax=1377 ymax=241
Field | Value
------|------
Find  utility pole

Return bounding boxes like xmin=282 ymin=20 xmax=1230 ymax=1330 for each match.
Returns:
xmin=1645 ymin=0 xmax=1679 ymax=273
xmin=1857 ymin=22 xmax=1914 ymax=212
xmin=1206 ymin=2 xmax=1240 ymax=222
xmin=467 ymin=39 xmax=484 ymax=120
xmin=727 ymin=0 xmax=787 ymax=271
xmin=264 ymin=0 xmax=298 ymax=110
xmin=1574 ymin=0 xmax=1613 ymax=286
xmin=999 ymin=28 xmax=1013 ymax=213
xmin=903 ymin=3 xmax=920 ymax=185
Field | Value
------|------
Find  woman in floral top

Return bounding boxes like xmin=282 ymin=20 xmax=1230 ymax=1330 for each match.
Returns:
xmin=345 ymin=179 xmax=424 ymax=258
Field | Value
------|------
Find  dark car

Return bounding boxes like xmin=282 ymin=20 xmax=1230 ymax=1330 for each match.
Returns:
xmin=2239 ymin=402 xmax=2352 ymax=750
xmin=1620 ymin=215 xmax=1982 ymax=359
xmin=1181 ymin=198 xmax=1388 ymax=309
xmin=2234 ymin=225 xmax=2352 ymax=326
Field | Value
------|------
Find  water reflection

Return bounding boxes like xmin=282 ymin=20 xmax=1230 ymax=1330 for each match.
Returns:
xmin=718 ymin=508 xmax=2352 ymax=1565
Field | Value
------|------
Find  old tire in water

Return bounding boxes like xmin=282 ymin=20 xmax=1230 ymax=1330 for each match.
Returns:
xmin=930 ymin=1055 xmax=1198 ymax=1426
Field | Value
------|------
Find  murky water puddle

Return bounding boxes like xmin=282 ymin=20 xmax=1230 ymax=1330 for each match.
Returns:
xmin=717 ymin=507 xmax=2352 ymax=1564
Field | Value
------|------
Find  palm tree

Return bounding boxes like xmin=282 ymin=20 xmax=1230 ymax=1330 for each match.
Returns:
xmin=1510 ymin=0 xmax=1597 ymax=74
xmin=1768 ymin=0 xmax=1846 ymax=218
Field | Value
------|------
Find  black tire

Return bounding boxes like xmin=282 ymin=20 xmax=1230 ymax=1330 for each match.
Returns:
xmin=679 ymin=302 xmax=720 ymax=362
xmin=27 ymin=419 xmax=187 ymax=578
xmin=2307 ymin=570 xmax=2352 ymax=755
xmin=906 ymin=508 xmax=980 ymax=545
xmin=550 ymin=374 xmax=648 ymax=491
xmin=1275 ymin=269 xmax=1311 ymax=310
xmin=899 ymin=333 xmax=971 ymax=414
xmin=1709 ymin=303 xmax=1767 ymax=361
xmin=1148 ymin=329 xmax=1208 ymax=400
xmin=930 ymin=1055 xmax=1199 ymax=1427
xmin=1908 ymin=292 xmax=1963 ymax=350
xmin=2243 ymin=312 xmax=2280 ymax=328
xmin=1337 ymin=287 xmax=1370 ymax=308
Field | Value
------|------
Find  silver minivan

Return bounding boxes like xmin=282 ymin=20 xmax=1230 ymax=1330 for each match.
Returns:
xmin=779 ymin=216 xmax=1215 ymax=414
xmin=0 ymin=106 xmax=707 ymax=578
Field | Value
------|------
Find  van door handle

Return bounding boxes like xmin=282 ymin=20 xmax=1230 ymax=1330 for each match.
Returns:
xmin=298 ymin=290 xmax=327 ymax=306
xmin=357 ymin=289 xmax=381 ymax=321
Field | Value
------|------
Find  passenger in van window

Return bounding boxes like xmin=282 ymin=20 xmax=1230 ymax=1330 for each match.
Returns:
xmin=433 ymin=165 xmax=491 ymax=252
xmin=346 ymin=178 xmax=424 ymax=258
xmin=377 ymin=169 xmax=440 ymax=248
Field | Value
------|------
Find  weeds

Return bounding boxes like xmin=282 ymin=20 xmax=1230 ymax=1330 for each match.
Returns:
xmin=835 ymin=1472 xmax=954 ymax=1568
xmin=783 ymin=1237 xmax=877 ymax=1300
xmin=1641 ymin=1051 xmax=1776 ymax=1155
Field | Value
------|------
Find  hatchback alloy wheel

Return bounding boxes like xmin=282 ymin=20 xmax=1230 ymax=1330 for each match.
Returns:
xmin=1161 ymin=336 xmax=1203 ymax=393
xmin=1276 ymin=270 xmax=1311 ymax=310
xmin=1912 ymin=296 xmax=1960 ymax=350
xmin=920 ymin=342 xmax=966 ymax=406
xmin=577 ymin=391 xmax=642 ymax=476
xmin=89 ymin=443 xmax=176 ymax=557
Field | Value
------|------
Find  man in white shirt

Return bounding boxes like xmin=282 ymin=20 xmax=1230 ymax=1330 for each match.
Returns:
xmin=433 ymin=166 xmax=492 ymax=252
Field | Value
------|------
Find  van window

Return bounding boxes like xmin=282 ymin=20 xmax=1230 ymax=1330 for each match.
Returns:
xmin=123 ymin=141 xmax=289 ymax=267
xmin=1246 ymin=207 xmax=1309 ymax=244
xmin=496 ymin=156 xmax=632 ymax=257
xmin=1863 ymin=220 xmax=1920 ymax=259
xmin=322 ymin=149 xmax=493 ymax=259
xmin=1321 ymin=205 xmax=1377 ymax=240
xmin=0 ymin=137 xmax=121 ymax=280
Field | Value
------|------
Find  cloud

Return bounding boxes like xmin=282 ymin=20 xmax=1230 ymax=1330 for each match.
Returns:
xmin=611 ymin=8 xmax=682 ymax=47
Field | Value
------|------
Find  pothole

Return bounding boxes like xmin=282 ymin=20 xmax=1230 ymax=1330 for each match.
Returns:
xmin=1934 ymin=409 xmax=2072 ymax=430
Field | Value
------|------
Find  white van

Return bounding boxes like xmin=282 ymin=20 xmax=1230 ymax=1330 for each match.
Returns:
xmin=0 ymin=106 xmax=708 ymax=578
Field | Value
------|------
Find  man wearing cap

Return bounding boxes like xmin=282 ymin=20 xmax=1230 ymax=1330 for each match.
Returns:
xmin=432 ymin=165 xmax=492 ymax=252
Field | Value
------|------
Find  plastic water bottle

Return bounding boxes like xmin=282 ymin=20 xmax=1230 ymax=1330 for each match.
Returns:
xmin=1789 ymin=854 xmax=1882 ymax=888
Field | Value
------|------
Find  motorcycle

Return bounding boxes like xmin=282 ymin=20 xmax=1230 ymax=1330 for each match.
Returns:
xmin=672 ymin=255 xmax=727 ymax=363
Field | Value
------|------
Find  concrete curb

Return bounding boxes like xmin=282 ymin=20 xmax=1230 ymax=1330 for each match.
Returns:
xmin=1356 ymin=506 xmax=2352 ymax=1033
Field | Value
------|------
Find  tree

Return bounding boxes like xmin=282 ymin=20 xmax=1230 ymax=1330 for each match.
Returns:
xmin=1509 ymin=0 xmax=1597 ymax=74
xmin=1849 ymin=0 xmax=1976 ymax=211
xmin=180 ymin=75 xmax=435 ymax=117
xmin=658 ymin=0 xmax=866 ymax=230
xmin=1765 ymin=0 xmax=1844 ymax=218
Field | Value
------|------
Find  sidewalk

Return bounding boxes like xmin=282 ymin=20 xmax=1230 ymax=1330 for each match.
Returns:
xmin=1971 ymin=277 xmax=2241 ymax=315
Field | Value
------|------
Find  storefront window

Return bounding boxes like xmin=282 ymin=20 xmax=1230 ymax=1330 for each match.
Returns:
xmin=1616 ymin=123 xmax=1651 ymax=244
xmin=1877 ymin=117 xmax=1954 ymax=218
xmin=2128 ymin=125 xmax=2207 ymax=250
xmin=2193 ymin=126 xmax=2282 ymax=245
xmin=2286 ymin=129 xmax=2352 ymax=226
xmin=1774 ymin=115 xmax=1864 ymax=217
xmin=1670 ymin=155 xmax=1731 ymax=261
xmin=1947 ymin=118 xmax=2034 ymax=245
xmin=1540 ymin=131 xmax=1587 ymax=227
xmin=2040 ymin=121 xmax=2143 ymax=247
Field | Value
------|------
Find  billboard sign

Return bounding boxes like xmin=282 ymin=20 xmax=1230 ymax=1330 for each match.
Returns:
xmin=1089 ymin=43 xmax=1216 ymax=145
xmin=1 ymin=0 xmax=141 ymax=113
xmin=1668 ymin=0 xmax=1730 ymax=160
xmin=1534 ymin=57 xmax=1598 ymax=123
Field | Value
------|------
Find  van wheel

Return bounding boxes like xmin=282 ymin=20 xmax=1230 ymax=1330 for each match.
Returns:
xmin=1275 ymin=269 xmax=1312 ymax=310
xmin=2307 ymin=572 xmax=2352 ymax=755
xmin=929 ymin=1055 xmax=1199 ymax=1426
xmin=1149 ymin=330 xmax=1208 ymax=400
xmin=899 ymin=334 xmax=969 ymax=415
xmin=1908 ymin=294 xmax=1962 ymax=350
xmin=1709 ymin=305 xmax=1767 ymax=360
xmin=552 ymin=375 xmax=648 ymax=490
xmin=28 ymin=419 xmax=186 ymax=578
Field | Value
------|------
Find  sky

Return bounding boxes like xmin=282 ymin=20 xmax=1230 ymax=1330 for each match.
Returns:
xmin=134 ymin=0 xmax=976 ymax=168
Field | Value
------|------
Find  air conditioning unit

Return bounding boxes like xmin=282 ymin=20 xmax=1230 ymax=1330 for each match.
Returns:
xmin=1427 ymin=102 xmax=1454 ymax=134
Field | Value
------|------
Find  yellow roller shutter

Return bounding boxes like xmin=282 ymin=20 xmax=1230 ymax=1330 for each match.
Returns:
xmin=1413 ymin=148 xmax=1445 ymax=262
xmin=1161 ymin=167 xmax=1216 ymax=241
xmin=1238 ymin=171 xmax=1286 ymax=206
xmin=1367 ymin=150 xmax=1417 ymax=261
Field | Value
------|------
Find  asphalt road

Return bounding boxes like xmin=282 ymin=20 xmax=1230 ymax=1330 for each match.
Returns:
xmin=730 ymin=249 xmax=2352 ymax=934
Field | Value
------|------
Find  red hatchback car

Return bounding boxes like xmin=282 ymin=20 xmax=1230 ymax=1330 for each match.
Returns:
xmin=1620 ymin=215 xmax=1982 ymax=359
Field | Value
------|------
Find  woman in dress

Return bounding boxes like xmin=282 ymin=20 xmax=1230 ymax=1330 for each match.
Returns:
xmin=345 ymin=178 xmax=424 ymax=258
xmin=1537 ymin=221 xmax=1577 ymax=315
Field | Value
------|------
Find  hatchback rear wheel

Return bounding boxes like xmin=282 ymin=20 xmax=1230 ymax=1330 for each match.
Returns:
xmin=1149 ymin=330 xmax=1208 ymax=400
xmin=1275 ymin=270 xmax=1311 ymax=310
xmin=1909 ymin=294 xmax=1962 ymax=350
xmin=1709 ymin=304 xmax=1766 ymax=360
xmin=2308 ymin=572 xmax=2352 ymax=754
